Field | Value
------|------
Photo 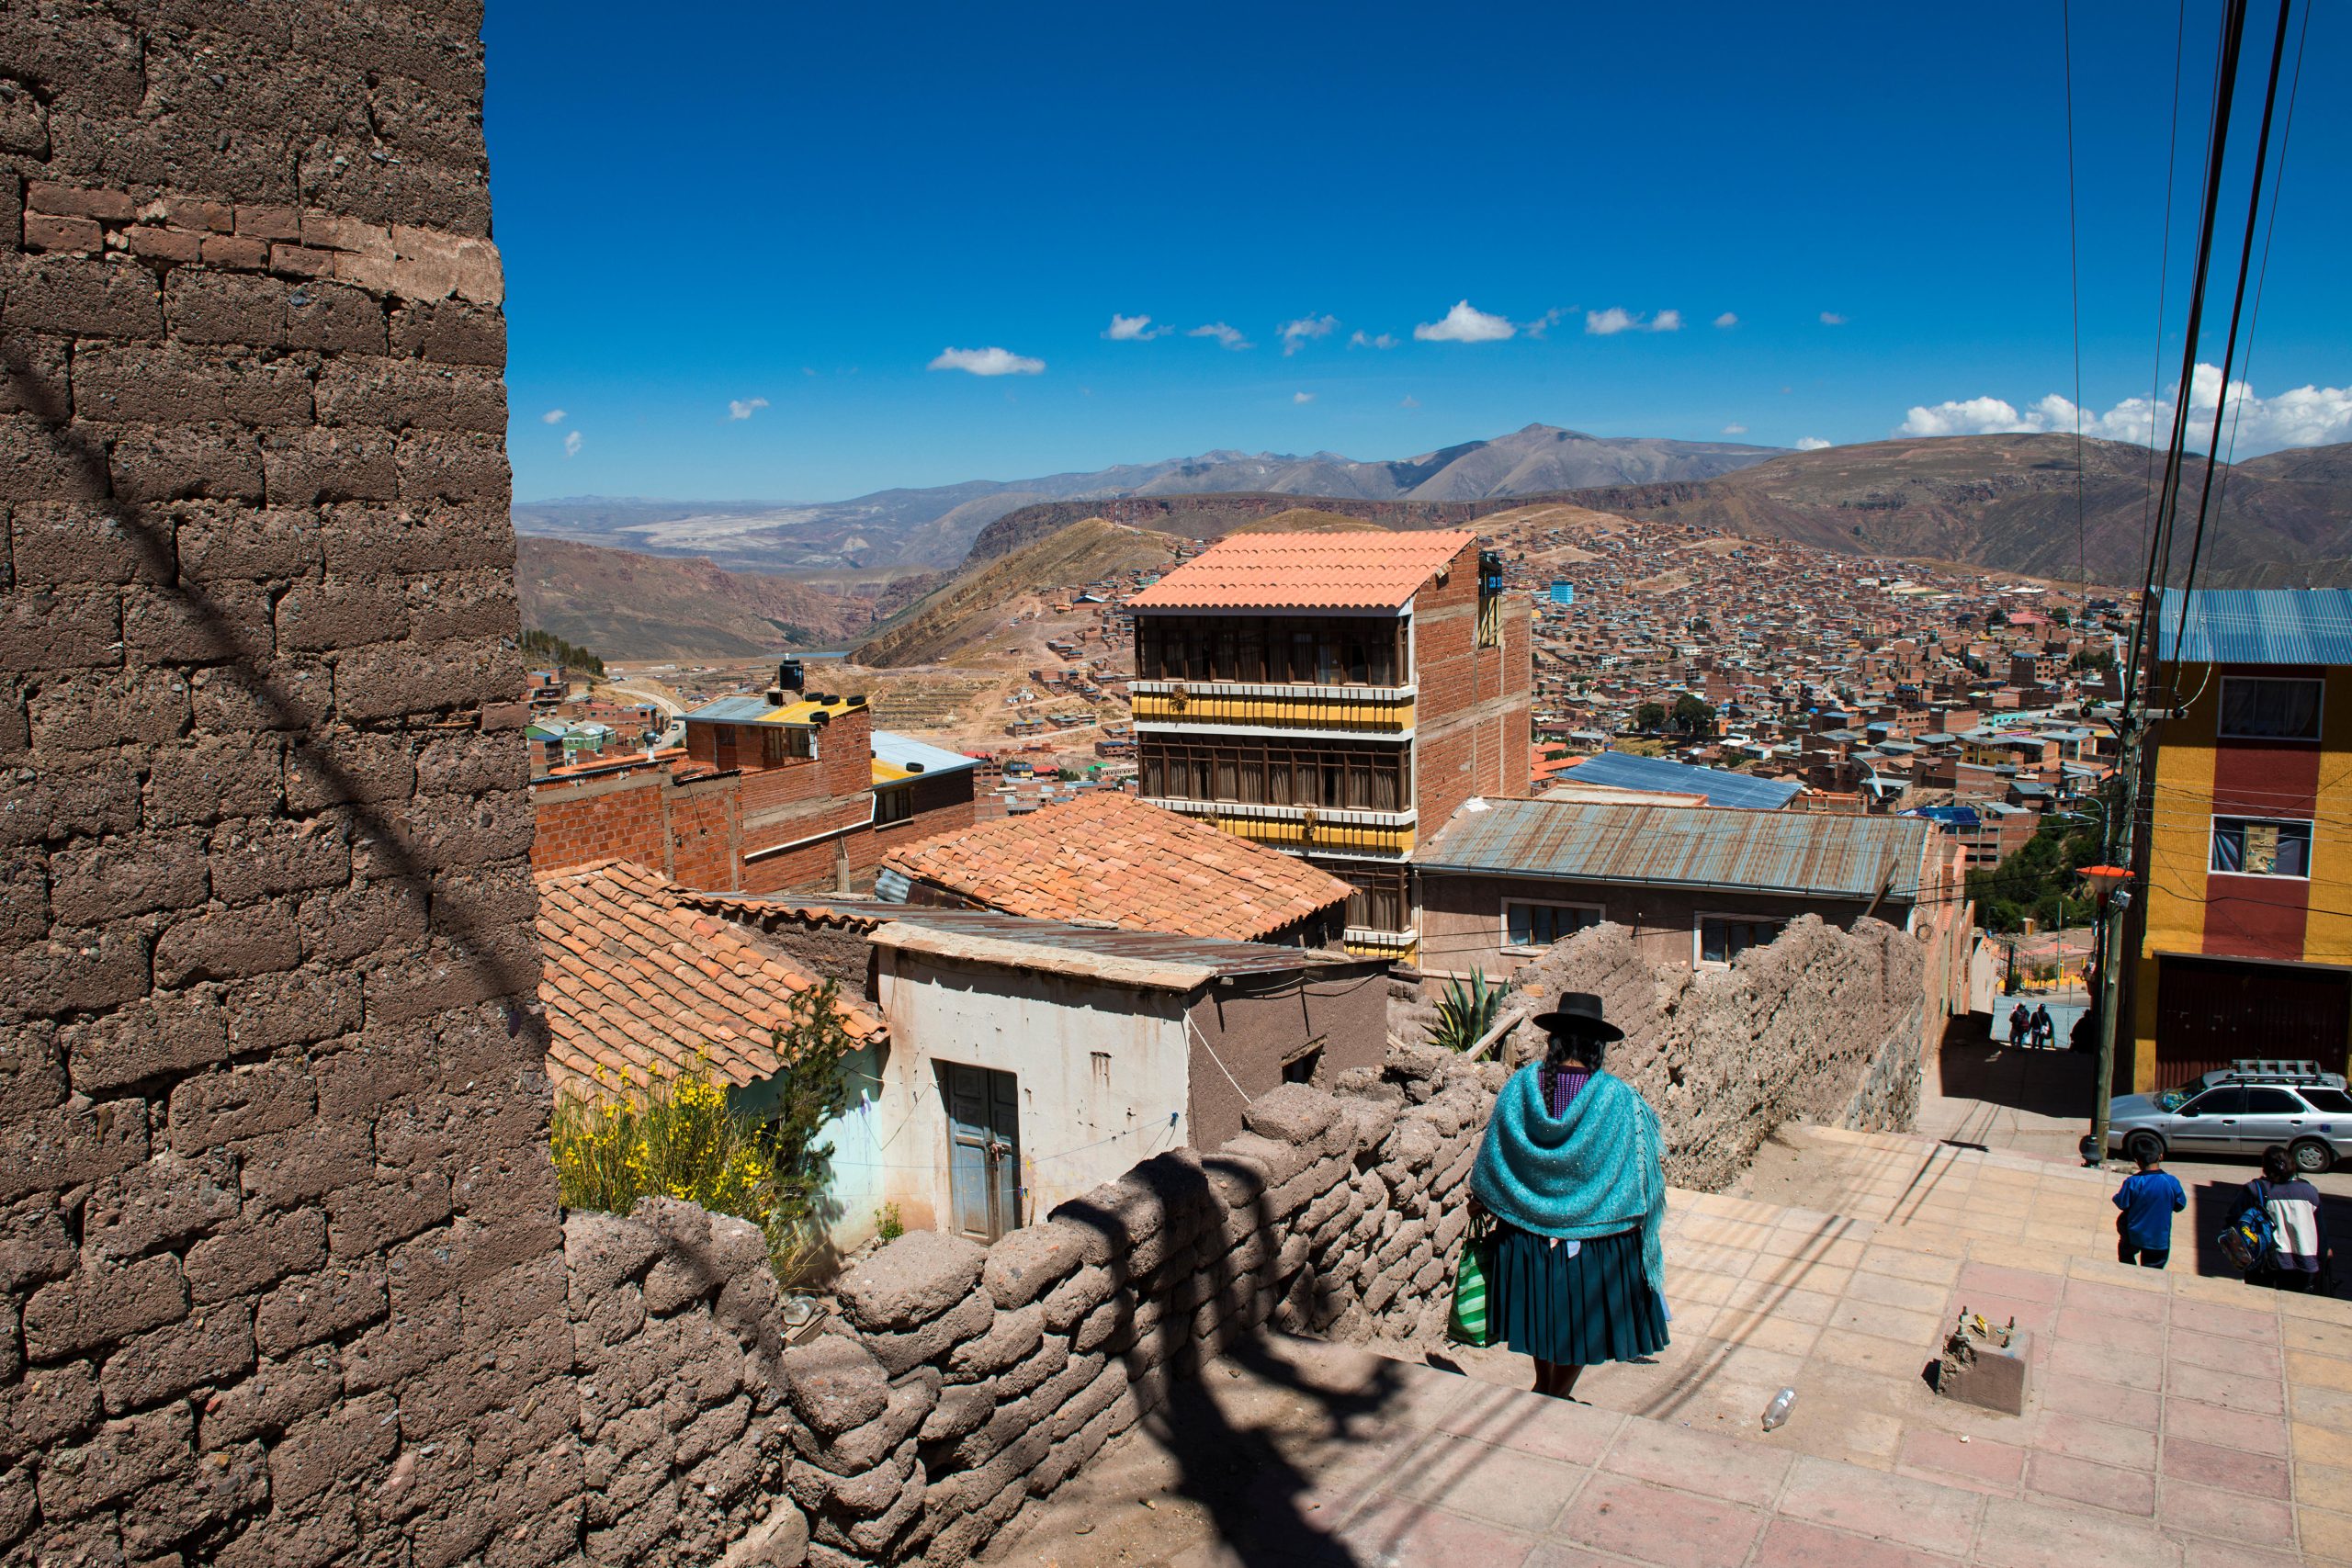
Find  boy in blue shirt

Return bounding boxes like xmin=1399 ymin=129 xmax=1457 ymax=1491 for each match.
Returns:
xmin=2113 ymin=1146 xmax=2188 ymax=1268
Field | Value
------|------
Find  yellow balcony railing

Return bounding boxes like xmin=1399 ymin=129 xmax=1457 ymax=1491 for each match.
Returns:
xmin=1144 ymin=795 xmax=1416 ymax=858
xmin=1129 ymin=681 xmax=1414 ymax=736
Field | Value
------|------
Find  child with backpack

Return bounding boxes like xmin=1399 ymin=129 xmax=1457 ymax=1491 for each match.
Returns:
xmin=2238 ymin=1146 xmax=2326 ymax=1291
xmin=2112 ymin=1145 xmax=2187 ymax=1268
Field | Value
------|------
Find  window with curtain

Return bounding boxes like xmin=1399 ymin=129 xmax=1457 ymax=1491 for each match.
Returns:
xmin=1699 ymin=915 xmax=1783 ymax=964
xmin=2218 ymin=677 xmax=2323 ymax=740
xmin=2211 ymin=817 xmax=2312 ymax=877
xmin=1506 ymin=902 xmax=1601 ymax=949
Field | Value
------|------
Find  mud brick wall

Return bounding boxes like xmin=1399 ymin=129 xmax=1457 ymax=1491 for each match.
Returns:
xmin=1498 ymin=916 xmax=1928 ymax=1190
xmin=552 ymin=1051 xmax=1503 ymax=1568
xmin=0 ymin=6 xmax=576 ymax=1565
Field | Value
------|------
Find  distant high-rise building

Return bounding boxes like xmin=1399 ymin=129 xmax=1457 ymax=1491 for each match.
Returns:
xmin=1125 ymin=530 xmax=1532 ymax=961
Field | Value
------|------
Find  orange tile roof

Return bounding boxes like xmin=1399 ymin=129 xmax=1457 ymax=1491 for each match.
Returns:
xmin=1125 ymin=529 xmax=1476 ymax=611
xmin=877 ymin=793 xmax=1351 ymax=942
xmin=536 ymin=859 xmax=886 ymax=1097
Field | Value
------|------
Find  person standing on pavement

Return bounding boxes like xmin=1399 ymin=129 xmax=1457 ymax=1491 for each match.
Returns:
xmin=2007 ymin=1003 xmax=2030 ymax=1048
xmin=2112 ymin=1144 xmax=2187 ymax=1268
xmin=2244 ymin=1146 xmax=2327 ymax=1292
xmin=2031 ymin=1003 xmax=2054 ymax=1050
xmin=1466 ymin=992 xmax=1669 ymax=1403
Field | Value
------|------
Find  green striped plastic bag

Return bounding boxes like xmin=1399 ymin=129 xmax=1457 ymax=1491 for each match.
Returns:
xmin=1448 ymin=1218 xmax=1494 ymax=1347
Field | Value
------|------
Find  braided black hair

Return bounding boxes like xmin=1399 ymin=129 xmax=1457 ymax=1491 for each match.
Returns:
xmin=1540 ymin=1028 xmax=1606 ymax=1110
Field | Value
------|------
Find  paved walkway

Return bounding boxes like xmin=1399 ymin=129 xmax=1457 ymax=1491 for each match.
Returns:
xmin=985 ymin=1129 xmax=2352 ymax=1567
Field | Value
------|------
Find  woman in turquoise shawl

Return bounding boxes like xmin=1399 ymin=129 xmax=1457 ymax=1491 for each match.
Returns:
xmin=1468 ymin=990 xmax=1668 ymax=1400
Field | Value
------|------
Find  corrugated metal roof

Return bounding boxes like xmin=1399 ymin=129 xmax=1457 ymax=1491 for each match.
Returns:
xmin=2154 ymin=588 xmax=2352 ymax=666
xmin=872 ymin=730 xmax=979 ymax=784
xmin=1125 ymin=530 xmax=1475 ymax=611
xmin=673 ymin=892 xmax=1374 ymax=977
xmin=1415 ymin=797 xmax=1930 ymax=902
xmin=1561 ymin=751 xmax=1803 ymax=810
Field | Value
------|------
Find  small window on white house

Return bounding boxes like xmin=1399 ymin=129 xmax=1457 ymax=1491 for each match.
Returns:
xmin=1504 ymin=901 xmax=1601 ymax=949
xmin=2218 ymin=677 xmax=2323 ymax=741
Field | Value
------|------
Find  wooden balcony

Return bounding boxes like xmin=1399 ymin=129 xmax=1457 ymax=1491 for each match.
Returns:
xmin=1141 ymin=795 xmax=1415 ymax=859
xmin=1129 ymin=680 xmax=1415 ymax=737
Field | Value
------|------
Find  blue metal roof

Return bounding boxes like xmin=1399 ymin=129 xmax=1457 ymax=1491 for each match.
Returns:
xmin=1561 ymin=750 xmax=1804 ymax=810
xmin=1417 ymin=798 xmax=1930 ymax=902
xmin=2154 ymin=589 xmax=2352 ymax=667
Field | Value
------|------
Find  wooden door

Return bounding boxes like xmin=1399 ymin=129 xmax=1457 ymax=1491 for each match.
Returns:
xmin=942 ymin=1063 xmax=1020 ymax=1242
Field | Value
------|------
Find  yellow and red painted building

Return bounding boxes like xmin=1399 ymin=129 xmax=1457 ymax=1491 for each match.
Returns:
xmin=2123 ymin=590 xmax=2352 ymax=1090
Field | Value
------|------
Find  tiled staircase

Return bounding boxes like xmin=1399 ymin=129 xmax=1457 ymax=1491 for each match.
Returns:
xmin=985 ymin=1127 xmax=2352 ymax=1567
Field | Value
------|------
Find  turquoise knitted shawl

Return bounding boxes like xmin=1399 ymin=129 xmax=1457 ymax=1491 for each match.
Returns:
xmin=1470 ymin=1065 xmax=1666 ymax=1295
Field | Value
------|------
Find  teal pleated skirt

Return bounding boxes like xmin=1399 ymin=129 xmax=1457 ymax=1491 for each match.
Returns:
xmin=1490 ymin=1224 xmax=1669 ymax=1366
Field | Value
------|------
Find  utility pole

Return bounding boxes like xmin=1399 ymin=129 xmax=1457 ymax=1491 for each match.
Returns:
xmin=2085 ymin=715 xmax=2142 ymax=1166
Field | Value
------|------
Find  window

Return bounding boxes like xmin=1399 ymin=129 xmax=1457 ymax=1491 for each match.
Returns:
xmin=1139 ymin=738 xmax=1408 ymax=811
xmin=875 ymin=787 xmax=914 ymax=826
xmin=2243 ymin=1089 xmax=2303 ymax=1114
xmin=1476 ymin=550 xmax=1504 ymax=649
xmin=2211 ymin=817 xmax=2311 ymax=878
xmin=2180 ymin=1088 xmax=2243 ymax=1117
xmin=1505 ymin=901 xmax=1601 ymax=949
xmin=1136 ymin=616 xmax=1405 ymax=688
xmin=762 ymin=727 xmax=816 ymax=764
xmin=1332 ymin=866 xmax=1409 ymax=932
xmin=1698 ymin=915 xmax=1783 ymax=965
xmin=2219 ymin=676 xmax=2322 ymax=741
xmin=1282 ymin=1041 xmax=1325 ymax=1085
xmin=2301 ymin=1089 xmax=2352 ymax=1114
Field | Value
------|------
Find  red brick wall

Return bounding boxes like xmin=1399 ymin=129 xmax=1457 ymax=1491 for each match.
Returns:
xmin=665 ymin=776 xmax=741 ymax=889
xmin=1412 ymin=539 xmax=1532 ymax=830
xmin=529 ymin=770 xmax=672 ymax=874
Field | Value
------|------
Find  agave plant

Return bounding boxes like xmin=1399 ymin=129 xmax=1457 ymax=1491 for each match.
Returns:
xmin=1428 ymin=971 xmax=1502 ymax=1054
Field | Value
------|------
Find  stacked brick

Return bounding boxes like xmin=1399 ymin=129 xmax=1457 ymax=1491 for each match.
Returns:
xmin=553 ymin=1054 xmax=1502 ymax=1568
xmin=1502 ymin=916 xmax=1928 ymax=1191
xmin=0 ymin=6 xmax=570 ymax=1565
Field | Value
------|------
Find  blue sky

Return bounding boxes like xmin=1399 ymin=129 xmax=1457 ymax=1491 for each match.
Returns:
xmin=485 ymin=1 xmax=2349 ymax=502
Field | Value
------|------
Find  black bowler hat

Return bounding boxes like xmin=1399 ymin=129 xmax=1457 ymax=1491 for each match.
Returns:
xmin=1530 ymin=991 xmax=1624 ymax=1042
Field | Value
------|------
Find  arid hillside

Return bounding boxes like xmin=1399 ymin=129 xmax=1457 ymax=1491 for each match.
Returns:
xmin=1566 ymin=434 xmax=2352 ymax=588
xmin=516 ymin=537 xmax=937 ymax=660
xmin=852 ymin=517 xmax=1183 ymax=667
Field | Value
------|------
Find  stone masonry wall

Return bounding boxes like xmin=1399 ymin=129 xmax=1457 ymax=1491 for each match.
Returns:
xmin=1498 ymin=915 xmax=1928 ymax=1190
xmin=0 ymin=7 xmax=577 ymax=1565
xmin=555 ymin=1049 xmax=1504 ymax=1568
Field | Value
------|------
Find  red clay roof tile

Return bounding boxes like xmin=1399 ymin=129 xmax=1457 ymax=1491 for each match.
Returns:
xmin=536 ymin=858 xmax=884 ymax=1097
xmin=1125 ymin=529 xmax=1475 ymax=611
xmin=876 ymin=793 xmax=1350 ymax=942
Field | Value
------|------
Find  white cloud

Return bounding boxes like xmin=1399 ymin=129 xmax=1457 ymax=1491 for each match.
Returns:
xmin=1819 ymin=311 xmax=1848 ymax=326
xmin=1894 ymin=364 xmax=2352 ymax=455
xmin=541 ymin=408 xmax=567 ymax=425
xmin=728 ymin=397 xmax=769 ymax=421
xmin=1189 ymin=321 xmax=1251 ymax=350
xmin=1521 ymin=307 xmax=1568 ymax=338
xmin=1795 ymin=436 xmax=1833 ymax=451
xmin=1279 ymin=314 xmax=1339 ymax=355
xmin=929 ymin=345 xmax=1046 ymax=376
xmin=1293 ymin=391 xmax=1315 ymax=404
xmin=1398 ymin=395 xmax=1420 ymax=410
xmin=1104 ymin=313 xmax=1168 ymax=341
xmin=562 ymin=430 xmax=582 ymax=458
xmin=1349 ymin=330 xmax=1399 ymax=350
xmin=1713 ymin=312 xmax=1738 ymax=330
xmin=1722 ymin=423 xmax=1748 ymax=435
xmin=1585 ymin=307 xmax=1680 ymax=335
xmin=1414 ymin=300 xmax=1515 ymax=344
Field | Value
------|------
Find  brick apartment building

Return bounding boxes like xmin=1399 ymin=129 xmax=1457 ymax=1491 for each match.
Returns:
xmin=529 ymin=669 xmax=977 ymax=893
xmin=1125 ymin=531 xmax=1532 ymax=960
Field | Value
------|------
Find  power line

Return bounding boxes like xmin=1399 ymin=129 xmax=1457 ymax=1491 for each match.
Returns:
xmin=2165 ymin=0 xmax=2301 ymax=667
xmin=2137 ymin=0 xmax=2189 ymax=573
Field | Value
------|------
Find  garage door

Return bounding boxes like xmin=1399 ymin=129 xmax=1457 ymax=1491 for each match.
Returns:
xmin=2154 ymin=957 xmax=2351 ymax=1085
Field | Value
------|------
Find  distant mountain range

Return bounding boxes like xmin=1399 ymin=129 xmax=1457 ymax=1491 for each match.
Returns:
xmin=512 ymin=424 xmax=1781 ymax=572
xmin=1567 ymin=434 xmax=2352 ymax=590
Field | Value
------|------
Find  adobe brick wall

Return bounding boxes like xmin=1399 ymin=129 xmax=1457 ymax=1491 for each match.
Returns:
xmin=0 ymin=6 xmax=582 ymax=1564
xmin=1487 ymin=916 xmax=1928 ymax=1190
xmin=558 ymin=1050 xmax=1505 ymax=1568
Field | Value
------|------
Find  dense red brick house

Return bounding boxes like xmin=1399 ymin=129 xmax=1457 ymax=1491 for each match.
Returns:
xmin=1125 ymin=530 xmax=1532 ymax=960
